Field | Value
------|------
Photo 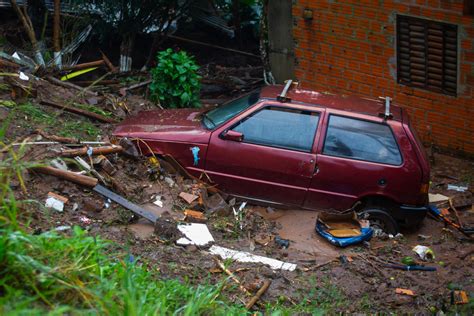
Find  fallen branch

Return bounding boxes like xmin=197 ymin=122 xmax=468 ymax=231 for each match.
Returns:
xmin=101 ymin=50 xmax=117 ymax=73
xmin=119 ymin=79 xmax=152 ymax=96
xmin=61 ymin=60 xmax=105 ymax=71
xmin=60 ymin=145 xmax=123 ymax=157
xmin=245 ymin=280 xmax=271 ymax=309
xmin=40 ymin=99 xmax=118 ymax=123
xmin=213 ymin=257 xmax=251 ymax=296
xmin=36 ymin=129 xmax=79 ymax=144
xmin=32 ymin=166 xmax=98 ymax=187
xmin=46 ymin=76 xmax=98 ymax=97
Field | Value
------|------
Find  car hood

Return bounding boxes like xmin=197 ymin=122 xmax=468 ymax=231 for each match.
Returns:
xmin=113 ymin=108 xmax=211 ymax=144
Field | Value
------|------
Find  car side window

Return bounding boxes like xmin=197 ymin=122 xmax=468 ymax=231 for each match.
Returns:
xmin=323 ymin=115 xmax=402 ymax=165
xmin=232 ymin=107 xmax=319 ymax=152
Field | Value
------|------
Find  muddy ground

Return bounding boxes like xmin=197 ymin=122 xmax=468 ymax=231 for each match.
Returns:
xmin=1 ymin=72 xmax=473 ymax=314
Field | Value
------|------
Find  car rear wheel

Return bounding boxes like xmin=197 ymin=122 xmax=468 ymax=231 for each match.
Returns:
xmin=358 ymin=208 xmax=399 ymax=235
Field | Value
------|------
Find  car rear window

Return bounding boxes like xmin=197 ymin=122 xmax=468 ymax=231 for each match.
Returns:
xmin=233 ymin=107 xmax=320 ymax=152
xmin=323 ymin=115 xmax=402 ymax=165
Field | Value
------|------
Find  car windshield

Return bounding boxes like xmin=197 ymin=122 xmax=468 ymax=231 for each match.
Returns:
xmin=202 ymin=91 xmax=260 ymax=129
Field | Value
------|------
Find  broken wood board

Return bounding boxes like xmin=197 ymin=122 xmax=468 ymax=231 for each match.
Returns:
xmin=179 ymin=192 xmax=199 ymax=204
xmin=176 ymin=223 xmax=214 ymax=246
xmin=209 ymin=245 xmax=297 ymax=271
xmin=429 ymin=193 xmax=450 ymax=204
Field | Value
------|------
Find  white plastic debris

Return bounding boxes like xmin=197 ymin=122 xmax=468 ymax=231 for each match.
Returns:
xmin=176 ymin=223 xmax=214 ymax=246
xmin=79 ymin=216 xmax=92 ymax=225
xmin=55 ymin=225 xmax=71 ymax=232
xmin=209 ymin=245 xmax=297 ymax=271
xmin=45 ymin=192 xmax=68 ymax=212
xmin=12 ymin=52 xmax=21 ymax=60
xmin=412 ymin=245 xmax=435 ymax=261
xmin=164 ymin=177 xmax=175 ymax=188
xmin=19 ymin=71 xmax=29 ymax=81
xmin=447 ymin=184 xmax=468 ymax=192
xmin=153 ymin=196 xmax=163 ymax=207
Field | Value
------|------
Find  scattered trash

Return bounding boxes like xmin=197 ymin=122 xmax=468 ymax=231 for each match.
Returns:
xmin=79 ymin=216 xmax=92 ymax=225
xmin=412 ymin=245 xmax=435 ymax=261
xmin=19 ymin=71 xmax=29 ymax=81
xmin=428 ymin=205 xmax=474 ymax=236
xmin=274 ymin=236 xmax=289 ymax=249
xmin=254 ymin=234 xmax=272 ymax=246
xmin=401 ymin=256 xmax=416 ymax=266
xmin=179 ymin=192 xmax=199 ymax=204
xmin=45 ymin=192 xmax=68 ymax=212
xmin=72 ymin=203 xmax=79 ymax=212
xmin=50 ymin=158 xmax=68 ymax=171
xmin=176 ymin=223 xmax=214 ymax=246
xmin=447 ymin=184 xmax=468 ymax=192
xmin=164 ymin=177 xmax=175 ymax=188
xmin=451 ymin=290 xmax=469 ymax=305
xmin=418 ymin=234 xmax=431 ymax=240
xmin=54 ymin=225 xmax=71 ymax=232
xmin=428 ymin=193 xmax=449 ymax=203
xmin=315 ymin=212 xmax=373 ymax=247
xmin=153 ymin=196 xmax=163 ymax=207
xmin=395 ymin=288 xmax=415 ymax=296
xmin=184 ymin=209 xmax=206 ymax=223
xmin=209 ymin=245 xmax=297 ymax=271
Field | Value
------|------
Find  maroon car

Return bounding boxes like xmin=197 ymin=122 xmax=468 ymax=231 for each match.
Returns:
xmin=113 ymin=84 xmax=430 ymax=234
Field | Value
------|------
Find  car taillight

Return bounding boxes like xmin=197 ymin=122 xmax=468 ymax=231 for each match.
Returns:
xmin=420 ymin=183 xmax=429 ymax=194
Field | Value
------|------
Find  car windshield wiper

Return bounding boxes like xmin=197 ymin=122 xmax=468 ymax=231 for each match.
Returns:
xmin=203 ymin=113 xmax=217 ymax=129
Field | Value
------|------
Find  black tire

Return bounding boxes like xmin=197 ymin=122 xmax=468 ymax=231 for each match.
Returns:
xmin=358 ymin=208 xmax=399 ymax=235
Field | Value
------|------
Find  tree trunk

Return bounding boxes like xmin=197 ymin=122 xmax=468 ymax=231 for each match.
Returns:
xmin=53 ymin=0 xmax=61 ymax=68
xmin=10 ymin=0 xmax=45 ymax=66
xmin=120 ymin=33 xmax=135 ymax=72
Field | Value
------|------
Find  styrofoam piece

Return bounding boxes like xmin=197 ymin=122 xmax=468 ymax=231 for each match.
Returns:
xmin=176 ymin=223 xmax=214 ymax=246
xmin=209 ymin=245 xmax=297 ymax=271
xmin=45 ymin=196 xmax=65 ymax=212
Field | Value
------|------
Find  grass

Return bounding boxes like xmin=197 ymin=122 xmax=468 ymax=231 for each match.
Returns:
xmin=4 ymin=101 xmax=101 ymax=138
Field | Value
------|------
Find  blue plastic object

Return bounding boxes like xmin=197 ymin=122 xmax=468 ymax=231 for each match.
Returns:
xmin=190 ymin=146 xmax=200 ymax=166
xmin=315 ymin=220 xmax=373 ymax=248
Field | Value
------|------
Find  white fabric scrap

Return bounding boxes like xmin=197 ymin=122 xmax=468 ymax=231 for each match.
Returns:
xmin=176 ymin=223 xmax=214 ymax=246
xmin=209 ymin=245 xmax=297 ymax=271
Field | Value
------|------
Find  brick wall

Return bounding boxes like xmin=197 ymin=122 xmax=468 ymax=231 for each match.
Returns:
xmin=292 ymin=0 xmax=474 ymax=154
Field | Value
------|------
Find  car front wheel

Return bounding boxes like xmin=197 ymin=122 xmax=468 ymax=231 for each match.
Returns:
xmin=358 ymin=208 xmax=399 ymax=235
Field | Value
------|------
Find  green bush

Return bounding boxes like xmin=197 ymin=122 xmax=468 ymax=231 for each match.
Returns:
xmin=150 ymin=48 xmax=201 ymax=108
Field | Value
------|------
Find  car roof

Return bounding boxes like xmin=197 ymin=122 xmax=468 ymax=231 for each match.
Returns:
xmin=259 ymin=85 xmax=403 ymax=121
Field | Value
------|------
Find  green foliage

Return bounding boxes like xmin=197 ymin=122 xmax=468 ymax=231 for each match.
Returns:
xmin=150 ymin=49 xmax=201 ymax=108
xmin=59 ymin=121 xmax=100 ymax=138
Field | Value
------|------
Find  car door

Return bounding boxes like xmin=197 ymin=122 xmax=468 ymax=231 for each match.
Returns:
xmin=205 ymin=103 xmax=322 ymax=206
xmin=304 ymin=112 xmax=409 ymax=211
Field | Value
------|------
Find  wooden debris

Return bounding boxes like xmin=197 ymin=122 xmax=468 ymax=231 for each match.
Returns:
xmin=32 ymin=166 xmax=98 ymax=188
xmin=61 ymin=60 xmax=105 ymax=71
xmin=60 ymin=145 xmax=123 ymax=157
xmin=40 ymin=99 xmax=118 ymax=123
xmin=452 ymin=290 xmax=469 ymax=304
xmin=119 ymin=79 xmax=152 ymax=96
xmin=101 ymin=50 xmax=118 ymax=73
xmin=245 ymin=280 xmax=271 ymax=309
xmin=213 ymin=257 xmax=251 ymax=296
xmin=46 ymin=76 xmax=98 ymax=97
xmin=395 ymin=288 xmax=415 ymax=296
xmin=179 ymin=192 xmax=199 ymax=204
xmin=184 ymin=209 xmax=206 ymax=223
xmin=0 ymin=58 xmax=21 ymax=69
xmin=36 ymin=129 xmax=79 ymax=144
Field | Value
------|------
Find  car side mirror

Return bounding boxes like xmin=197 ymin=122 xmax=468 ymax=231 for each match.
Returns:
xmin=221 ymin=130 xmax=244 ymax=142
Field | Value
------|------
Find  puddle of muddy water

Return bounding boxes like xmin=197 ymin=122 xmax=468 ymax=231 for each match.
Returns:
xmin=272 ymin=209 xmax=341 ymax=261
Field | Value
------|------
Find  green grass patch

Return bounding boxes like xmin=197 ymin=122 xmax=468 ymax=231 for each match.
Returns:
xmin=74 ymin=103 xmax=112 ymax=117
xmin=58 ymin=121 xmax=100 ymax=138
